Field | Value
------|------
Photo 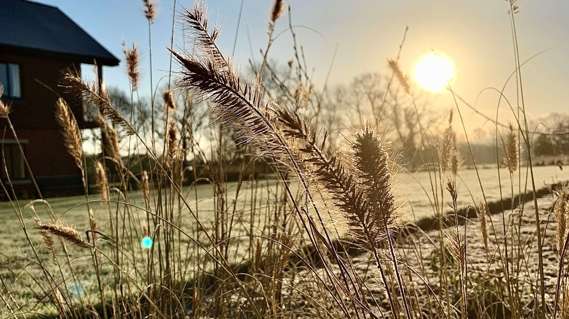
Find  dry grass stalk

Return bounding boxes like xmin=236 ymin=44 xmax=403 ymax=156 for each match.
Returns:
xmin=504 ymin=123 xmax=518 ymax=174
xmin=387 ymin=59 xmax=410 ymax=94
xmin=143 ymin=0 xmax=156 ymax=23
xmin=270 ymin=0 xmax=285 ymax=23
xmin=55 ymin=98 xmax=83 ymax=171
xmin=140 ymin=171 xmax=150 ymax=207
xmin=123 ymin=43 xmax=140 ymax=91
xmin=35 ymin=221 xmax=90 ymax=248
xmin=440 ymin=110 xmax=458 ymax=174
xmin=141 ymin=170 xmax=150 ymax=204
xmin=95 ymin=161 xmax=109 ymax=202
xmin=167 ymin=123 xmax=178 ymax=161
xmin=51 ymin=288 xmax=67 ymax=313
xmin=555 ymin=191 xmax=569 ymax=254
xmin=450 ymin=147 xmax=459 ymax=176
xmin=562 ymin=283 xmax=569 ymax=319
xmin=478 ymin=202 xmax=489 ymax=251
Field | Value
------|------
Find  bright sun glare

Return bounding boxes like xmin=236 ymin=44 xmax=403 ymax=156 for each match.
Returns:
xmin=414 ymin=51 xmax=455 ymax=92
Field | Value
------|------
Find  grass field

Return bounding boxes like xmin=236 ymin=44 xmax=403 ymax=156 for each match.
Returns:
xmin=0 ymin=179 xmax=289 ymax=316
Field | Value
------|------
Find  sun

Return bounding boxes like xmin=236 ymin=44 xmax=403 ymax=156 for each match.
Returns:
xmin=414 ymin=51 xmax=455 ymax=92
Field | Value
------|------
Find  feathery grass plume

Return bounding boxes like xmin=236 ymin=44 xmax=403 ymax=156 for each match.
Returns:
xmin=35 ymin=221 xmax=90 ymax=248
xmin=62 ymin=72 xmax=135 ymax=136
xmin=351 ymin=128 xmax=413 ymax=318
xmin=175 ymin=9 xmax=385 ymax=315
xmin=123 ymin=43 xmax=140 ymax=91
xmin=555 ymin=191 xmax=569 ymax=254
xmin=450 ymin=142 xmax=459 ymax=176
xmin=446 ymin=180 xmax=458 ymax=205
xmin=172 ymin=52 xmax=285 ymax=160
xmin=352 ymin=129 xmax=395 ymax=235
xmin=503 ymin=123 xmax=518 ymax=174
xmin=478 ymin=202 xmax=489 ymax=251
xmin=270 ymin=0 xmax=285 ymax=23
xmin=88 ymin=209 xmax=97 ymax=231
xmin=277 ymin=109 xmax=383 ymax=243
xmin=387 ymin=59 xmax=410 ymax=94
xmin=163 ymin=90 xmax=176 ymax=110
xmin=55 ymin=98 xmax=83 ymax=171
xmin=0 ymin=86 xmax=10 ymax=118
xmin=143 ymin=0 xmax=156 ymax=23
xmin=440 ymin=110 xmax=457 ymax=173
xmin=175 ymin=4 xmax=285 ymax=160
xmin=98 ymin=116 xmax=123 ymax=166
xmin=95 ymin=161 xmax=109 ymax=202
xmin=183 ymin=4 xmax=229 ymax=70
xmin=167 ymin=123 xmax=178 ymax=164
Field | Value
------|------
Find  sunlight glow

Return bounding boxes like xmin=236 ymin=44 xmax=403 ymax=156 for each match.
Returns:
xmin=414 ymin=51 xmax=455 ymax=92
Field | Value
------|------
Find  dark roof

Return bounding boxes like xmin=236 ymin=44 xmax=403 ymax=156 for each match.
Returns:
xmin=0 ymin=0 xmax=119 ymax=66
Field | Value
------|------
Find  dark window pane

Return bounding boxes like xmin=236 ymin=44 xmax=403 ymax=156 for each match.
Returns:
xmin=0 ymin=64 xmax=7 ymax=96
xmin=8 ymin=64 xmax=21 ymax=98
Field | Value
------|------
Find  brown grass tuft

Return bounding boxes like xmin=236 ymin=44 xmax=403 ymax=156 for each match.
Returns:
xmin=123 ymin=43 xmax=140 ymax=91
xmin=163 ymin=90 xmax=176 ymax=110
xmin=270 ymin=0 xmax=285 ymax=23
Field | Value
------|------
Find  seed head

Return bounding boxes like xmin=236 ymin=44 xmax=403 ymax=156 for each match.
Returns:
xmin=143 ymin=0 xmax=156 ymax=23
xmin=270 ymin=0 xmax=285 ymax=23
xmin=95 ymin=161 xmax=109 ymax=202
xmin=123 ymin=43 xmax=140 ymax=91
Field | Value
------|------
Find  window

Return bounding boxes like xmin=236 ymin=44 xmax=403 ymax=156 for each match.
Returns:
xmin=0 ymin=64 xmax=21 ymax=98
xmin=0 ymin=141 xmax=26 ymax=180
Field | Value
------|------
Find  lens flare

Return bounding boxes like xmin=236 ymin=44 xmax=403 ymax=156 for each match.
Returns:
xmin=141 ymin=236 xmax=153 ymax=249
xmin=414 ymin=51 xmax=455 ymax=92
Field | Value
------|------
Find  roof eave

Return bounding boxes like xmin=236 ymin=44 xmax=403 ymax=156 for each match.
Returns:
xmin=0 ymin=44 xmax=120 ymax=67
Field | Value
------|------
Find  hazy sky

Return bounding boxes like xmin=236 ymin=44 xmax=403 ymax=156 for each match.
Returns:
xmin=35 ymin=0 xmax=569 ymax=135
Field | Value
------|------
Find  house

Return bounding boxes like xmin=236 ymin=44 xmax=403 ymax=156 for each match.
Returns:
xmin=0 ymin=0 xmax=119 ymax=198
